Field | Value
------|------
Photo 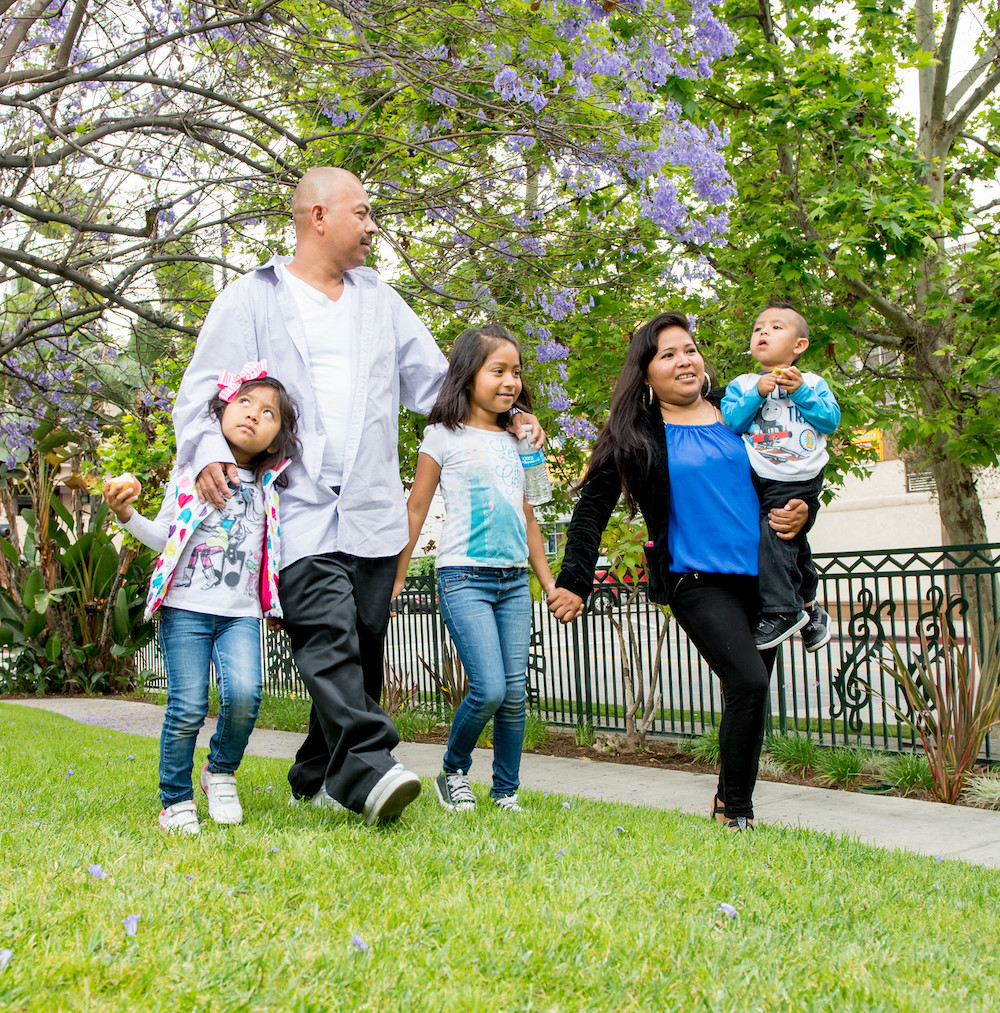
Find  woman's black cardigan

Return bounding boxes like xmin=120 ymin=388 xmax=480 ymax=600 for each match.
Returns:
xmin=555 ymin=390 xmax=725 ymax=607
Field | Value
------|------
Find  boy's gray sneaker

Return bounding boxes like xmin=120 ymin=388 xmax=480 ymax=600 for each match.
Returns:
xmin=754 ymin=610 xmax=809 ymax=650
xmin=801 ymin=604 xmax=832 ymax=653
xmin=434 ymin=770 xmax=476 ymax=811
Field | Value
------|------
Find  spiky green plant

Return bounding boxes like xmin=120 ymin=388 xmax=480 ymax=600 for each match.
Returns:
xmin=879 ymin=614 xmax=1000 ymax=804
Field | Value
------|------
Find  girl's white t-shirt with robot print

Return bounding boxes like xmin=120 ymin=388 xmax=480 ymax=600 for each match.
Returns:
xmin=419 ymin=424 xmax=528 ymax=569
xmin=163 ymin=467 xmax=268 ymax=618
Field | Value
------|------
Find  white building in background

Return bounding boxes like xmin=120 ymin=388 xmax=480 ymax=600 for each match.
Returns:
xmin=810 ymin=436 xmax=1000 ymax=554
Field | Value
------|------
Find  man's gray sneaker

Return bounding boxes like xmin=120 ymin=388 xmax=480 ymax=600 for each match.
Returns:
xmin=362 ymin=763 xmax=421 ymax=825
xmin=434 ymin=770 xmax=476 ymax=811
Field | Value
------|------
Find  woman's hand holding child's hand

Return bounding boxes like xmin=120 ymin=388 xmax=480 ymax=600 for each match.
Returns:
xmin=102 ymin=474 xmax=141 ymax=523
xmin=547 ymin=587 xmax=585 ymax=623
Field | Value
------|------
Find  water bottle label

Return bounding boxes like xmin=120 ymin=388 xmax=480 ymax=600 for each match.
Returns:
xmin=519 ymin=449 xmax=544 ymax=469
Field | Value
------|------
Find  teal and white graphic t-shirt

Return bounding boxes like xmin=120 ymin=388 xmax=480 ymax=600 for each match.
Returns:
xmin=419 ymin=423 xmax=528 ymax=568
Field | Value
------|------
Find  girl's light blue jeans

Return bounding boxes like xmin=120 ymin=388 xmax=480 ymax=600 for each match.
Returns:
xmin=157 ymin=606 xmax=263 ymax=807
xmin=437 ymin=566 xmax=530 ymax=798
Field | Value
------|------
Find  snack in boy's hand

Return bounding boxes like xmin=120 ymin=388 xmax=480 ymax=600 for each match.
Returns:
xmin=771 ymin=368 xmax=784 ymax=376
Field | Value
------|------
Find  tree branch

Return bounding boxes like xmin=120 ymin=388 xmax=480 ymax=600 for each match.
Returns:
xmin=945 ymin=41 xmax=1000 ymax=118
xmin=944 ymin=64 xmax=1000 ymax=148
xmin=930 ymin=0 xmax=965 ymax=126
xmin=0 ymin=247 xmax=198 ymax=337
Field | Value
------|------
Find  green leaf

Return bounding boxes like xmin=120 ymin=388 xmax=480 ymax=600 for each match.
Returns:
xmin=45 ymin=633 xmax=62 ymax=662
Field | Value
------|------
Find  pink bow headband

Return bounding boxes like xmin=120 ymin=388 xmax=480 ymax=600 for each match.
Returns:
xmin=217 ymin=360 xmax=268 ymax=402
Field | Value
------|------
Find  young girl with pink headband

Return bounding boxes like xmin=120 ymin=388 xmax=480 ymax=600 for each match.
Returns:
xmin=104 ymin=362 xmax=300 ymax=835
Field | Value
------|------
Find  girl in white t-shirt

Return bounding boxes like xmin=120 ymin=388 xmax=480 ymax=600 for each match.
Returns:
xmin=394 ymin=325 xmax=556 ymax=813
xmin=103 ymin=363 xmax=300 ymax=836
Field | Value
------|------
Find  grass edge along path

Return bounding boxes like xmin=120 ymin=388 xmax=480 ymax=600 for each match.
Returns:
xmin=1 ymin=704 xmax=999 ymax=1012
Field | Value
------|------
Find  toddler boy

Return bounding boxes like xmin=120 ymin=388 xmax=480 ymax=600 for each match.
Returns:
xmin=721 ymin=301 xmax=840 ymax=651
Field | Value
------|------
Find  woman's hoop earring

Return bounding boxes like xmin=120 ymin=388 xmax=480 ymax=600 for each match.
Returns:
xmin=702 ymin=376 xmax=710 ymax=396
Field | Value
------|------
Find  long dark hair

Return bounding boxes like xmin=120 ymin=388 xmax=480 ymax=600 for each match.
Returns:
xmin=427 ymin=323 xmax=534 ymax=431
xmin=578 ymin=311 xmax=709 ymax=516
xmin=207 ymin=376 xmax=301 ymax=485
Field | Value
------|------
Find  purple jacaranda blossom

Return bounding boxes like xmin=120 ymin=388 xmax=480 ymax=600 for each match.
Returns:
xmin=88 ymin=864 xmax=109 ymax=879
xmin=562 ymin=802 xmax=571 ymax=809
xmin=65 ymin=768 xmax=74 ymax=778
xmin=0 ymin=949 xmax=11 ymax=971
xmin=268 ymin=847 xmax=279 ymax=853
xmin=351 ymin=934 xmax=370 ymax=953
xmin=718 ymin=903 xmax=738 ymax=919
xmin=126 ymin=755 xmax=135 ymax=761
xmin=122 ymin=913 xmax=140 ymax=936
xmin=556 ymin=848 xmax=566 ymax=858
xmin=613 ymin=826 xmax=625 ymax=836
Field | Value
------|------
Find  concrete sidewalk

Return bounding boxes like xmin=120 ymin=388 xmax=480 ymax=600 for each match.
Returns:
xmin=6 ymin=697 xmax=999 ymax=869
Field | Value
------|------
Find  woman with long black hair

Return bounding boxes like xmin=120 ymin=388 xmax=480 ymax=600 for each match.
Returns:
xmin=548 ymin=312 xmax=807 ymax=830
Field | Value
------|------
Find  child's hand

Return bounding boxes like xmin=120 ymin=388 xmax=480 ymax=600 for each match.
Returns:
xmin=756 ymin=372 xmax=779 ymax=397
xmin=391 ymin=576 xmax=406 ymax=602
xmin=266 ymin=618 xmax=284 ymax=632
xmin=102 ymin=474 xmax=140 ymax=523
xmin=775 ymin=365 xmax=803 ymax=393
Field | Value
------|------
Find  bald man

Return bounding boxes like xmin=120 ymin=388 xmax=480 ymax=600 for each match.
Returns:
xmin=173 ymin=168 xmax=541 ymax=826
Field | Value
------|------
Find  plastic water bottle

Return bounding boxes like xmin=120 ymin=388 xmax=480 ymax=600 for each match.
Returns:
xmin=516 ymin=424 xmax=552 ymax=505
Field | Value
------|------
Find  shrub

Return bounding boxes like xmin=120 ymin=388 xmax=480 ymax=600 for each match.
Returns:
xmin=573 ymin=720 xmax=596 ymax=747
xmin=523 ymin=711 xmax=548 ymax=750
xmin=961 ymin=772 xmax=1000 ymax=810
xmin=886 ymin=752 xmax=936 ymax=795
xmin=879 ymin=612 xmax=1000 ymax=804
xmin=765 ymin=733 xmax=820 ymax=774
xmin=688 ymin=726 xmax=721 ymax=766
xmin=814 ymin=747 xmax=868 ymax=788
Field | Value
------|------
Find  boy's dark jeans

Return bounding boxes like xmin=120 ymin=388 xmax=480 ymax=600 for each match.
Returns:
xmin=753 ymin=471 xmax=824 ymax=615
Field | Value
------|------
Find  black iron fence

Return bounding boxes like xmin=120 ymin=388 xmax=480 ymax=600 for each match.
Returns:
xmin=135 ymin=542 xmax=1000 ymax=757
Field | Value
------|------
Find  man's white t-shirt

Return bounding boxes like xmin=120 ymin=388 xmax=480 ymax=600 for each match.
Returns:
xmin=419 ymin=423 xmax=528 ymax=568
xmin=280 ymin=265 xmax=358 ymax=485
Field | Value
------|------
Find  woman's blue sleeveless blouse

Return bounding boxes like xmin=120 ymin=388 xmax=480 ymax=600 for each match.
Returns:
xmin=665 ymin=422 xmax=759 ymax=575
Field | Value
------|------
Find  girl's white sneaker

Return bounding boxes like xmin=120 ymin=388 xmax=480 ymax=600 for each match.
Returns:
xmin=158 ymin=800 xmax=200 ymax=835
xmin=200 ymin=763 xmax=243 ymax=824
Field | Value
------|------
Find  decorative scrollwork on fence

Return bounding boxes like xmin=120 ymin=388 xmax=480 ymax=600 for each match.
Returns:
xmin=831 ymin=588 xmax=894 ymax=734
xmin=834 ymin=584 xmax=973 ymax=734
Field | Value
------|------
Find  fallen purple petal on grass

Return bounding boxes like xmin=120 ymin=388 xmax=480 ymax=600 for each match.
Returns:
xmin=0 ymin=949 xmax=11 ymax=970
xmin=185 ymin=875 xmax=193 ymax=882
xmin=351 ymin=934 xmax=370 ymax=953
xmin=556 ymin=848 xmax=566 ymax=858
xmin=65 ymin=768 xmax=74 ymax=778
xmin=268 ymin=847 xmax=279 ymax=853
xmin=718 ymin=903 xmax=738 ymax=919
xmin=613 ymin=826 xmax=624 ymax=836
xmin=122 ymin=913 xmax=140 ymax=936
xmin=265 ymin=786 xmax=274 ymax=792
xmin=544 ymin=792 xmax=550 ymax=799
xmin=561 ymin=802 xmax=571 ymax=810
xmin=126 ymin=756 xmax=135 ymax=762
xmin=88 ymin=863 xmax=109 ymax=879
xmin=935 ymin=855 xmax=944 ymax=862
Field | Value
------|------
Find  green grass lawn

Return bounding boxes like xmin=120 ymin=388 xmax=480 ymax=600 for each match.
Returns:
xmin=1 ymin=704 xmax=998 ymax=1012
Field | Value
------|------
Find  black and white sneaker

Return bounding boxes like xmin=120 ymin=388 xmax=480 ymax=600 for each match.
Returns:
xmin=434 ymin=770 xmax=476 ymax=811
xmin=754 ymin=610 xmax=809 ymax=650
xmin=801 ymin=604 xmax=832 ymax=653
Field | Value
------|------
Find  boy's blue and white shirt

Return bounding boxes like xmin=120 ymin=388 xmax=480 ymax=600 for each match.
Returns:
xmin=419 ymin=423 xmax=528 ymax=568
xmin=721 ymin=371 xmax=841 ymax=482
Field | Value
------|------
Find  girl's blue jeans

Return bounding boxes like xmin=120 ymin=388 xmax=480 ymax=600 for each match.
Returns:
xmin=157 ymin=606 xmax=263 ymax=807
xmin=437 ymin=566 xmax=530 ymax=798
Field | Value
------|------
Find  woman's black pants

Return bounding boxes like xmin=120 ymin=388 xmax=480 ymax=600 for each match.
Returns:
xmin=668 ymin=572 xmax=775 ymax=820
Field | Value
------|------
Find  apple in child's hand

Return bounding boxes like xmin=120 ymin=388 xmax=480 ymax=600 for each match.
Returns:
xmin=107 ymin=473 xmax=141 ymax=498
